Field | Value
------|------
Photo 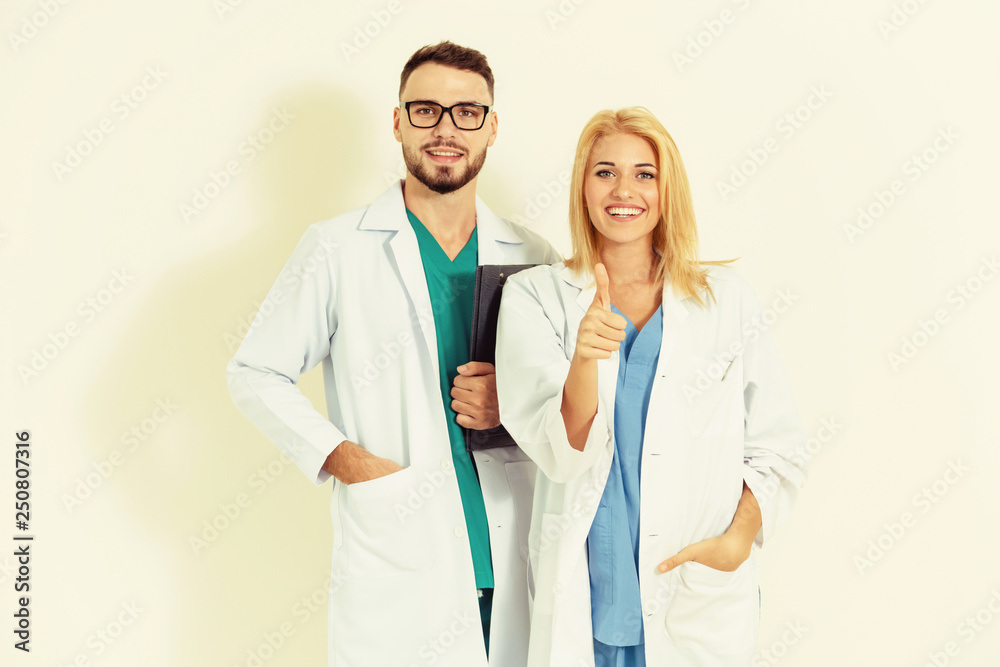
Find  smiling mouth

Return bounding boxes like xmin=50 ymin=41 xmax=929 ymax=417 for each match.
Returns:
xmin=426 ymin=149 xmax=463 ymax=157
xmin=606 ymin=206 xmax=645 ymax=218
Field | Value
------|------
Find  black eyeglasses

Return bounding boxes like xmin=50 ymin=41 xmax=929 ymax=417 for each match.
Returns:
xmin=402 ymin=101 xmax=492 ymax=131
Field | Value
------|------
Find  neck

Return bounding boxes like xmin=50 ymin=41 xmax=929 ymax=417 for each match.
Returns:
xmin=401 ymin=175 xmax=478 ymax=240
xmin=599 ymin=241 xmax=658 ymax=287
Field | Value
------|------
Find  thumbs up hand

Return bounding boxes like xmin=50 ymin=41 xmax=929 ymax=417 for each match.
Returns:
xmin=574 ymin=263 xmax=627 ymax=360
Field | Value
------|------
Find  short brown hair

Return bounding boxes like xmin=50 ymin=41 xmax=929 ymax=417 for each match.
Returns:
xmin=399 ymin=41 xmax=495 ymax=101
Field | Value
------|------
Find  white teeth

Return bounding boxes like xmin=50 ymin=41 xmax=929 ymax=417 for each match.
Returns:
xmin=607 ymin=206 xmax=643 ymax=216
xmin=429 ymin=150 xmax=461 ymax=156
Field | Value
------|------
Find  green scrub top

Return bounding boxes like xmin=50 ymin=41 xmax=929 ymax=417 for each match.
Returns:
xmin=406 ymin=208 xmax=494 ymax=589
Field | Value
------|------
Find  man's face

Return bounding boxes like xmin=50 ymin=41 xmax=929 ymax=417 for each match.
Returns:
xmin=393 ymin=63 xmax=497 ymax=195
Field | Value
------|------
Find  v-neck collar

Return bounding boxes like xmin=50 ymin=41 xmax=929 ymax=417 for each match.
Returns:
xmin=406 ymin=208 xmax=477 ymax=267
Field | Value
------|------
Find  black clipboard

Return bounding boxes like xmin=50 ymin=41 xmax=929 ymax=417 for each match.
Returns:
xmin=464 ymin=264 xmax=537 ymax=452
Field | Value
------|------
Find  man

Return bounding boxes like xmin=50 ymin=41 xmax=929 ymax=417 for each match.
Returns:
xmin=226 ymin=41 xmax=559 ymax=666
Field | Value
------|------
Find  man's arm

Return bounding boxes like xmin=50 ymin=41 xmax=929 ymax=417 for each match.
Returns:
xmin=322 ymin=440 xmax=403 ymax=484
xmin=227 ymin=223 xmax=349 ymax=485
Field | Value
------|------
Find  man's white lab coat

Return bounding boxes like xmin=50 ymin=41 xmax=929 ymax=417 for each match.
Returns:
xmin=227 ymin=181 xmax=559 ymax=666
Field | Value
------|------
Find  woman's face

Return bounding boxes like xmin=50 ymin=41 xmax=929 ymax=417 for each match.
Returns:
xmin=583 ymin=132 xmax=661 ymax=252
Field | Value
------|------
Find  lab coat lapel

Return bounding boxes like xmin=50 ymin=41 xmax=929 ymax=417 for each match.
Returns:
xmin=358 ymin=180 xmax=439 ymax=375
xmin=656 ymin=280 xmax=690 ymax=376
xmin=475 ymin=196 xmax=524 ymax=265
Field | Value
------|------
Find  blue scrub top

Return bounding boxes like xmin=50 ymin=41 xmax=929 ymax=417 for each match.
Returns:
xmin=588 ymin=303 xmax=663 ymax=647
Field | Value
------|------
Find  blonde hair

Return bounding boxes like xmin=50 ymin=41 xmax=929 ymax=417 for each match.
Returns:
xmin=564 ymin=107 xmax=733 ymax=307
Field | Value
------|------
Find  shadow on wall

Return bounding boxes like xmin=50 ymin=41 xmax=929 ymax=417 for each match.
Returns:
xmin=82 ymin=85 xmax=371 ymax=664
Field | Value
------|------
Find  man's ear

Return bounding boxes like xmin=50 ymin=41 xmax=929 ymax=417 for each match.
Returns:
xmin=486 ymin=110 xmax=498 ymax=148
xmin=392 ymin=106 xmax=402 ymax=143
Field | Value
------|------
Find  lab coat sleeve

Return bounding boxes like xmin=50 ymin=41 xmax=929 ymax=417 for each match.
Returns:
xmin=226 ymin=223 xmax=346 ymax=486
xmin=495 ymin=272 xmax=611 ymax=484
xmin=738 ymin=282 xmax=807 ymax=548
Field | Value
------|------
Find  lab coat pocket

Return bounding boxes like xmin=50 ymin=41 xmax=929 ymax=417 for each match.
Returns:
xmin=341 ymin=467 xmax=432 ymax=579
xmin=664 ymin=556 xmax=758 ymax=655
xmin=687 ymin=355 xmax=743 ymax=437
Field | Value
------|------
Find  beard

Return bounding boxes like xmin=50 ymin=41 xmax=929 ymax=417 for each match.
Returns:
xmin=402 ymin=141 xmax=487 ymax=195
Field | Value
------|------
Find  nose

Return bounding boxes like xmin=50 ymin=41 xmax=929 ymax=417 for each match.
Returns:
xmin=432 ymin=110 xmax=459 ymax=138
xmin=611 ymin=177 xmax=631 ymax=199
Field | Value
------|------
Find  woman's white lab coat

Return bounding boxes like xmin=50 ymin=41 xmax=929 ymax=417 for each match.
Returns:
xmin=495 ymin=261 xmax=807 ymax=667
xmin=227 ymin=182 xmax=559 ymax=666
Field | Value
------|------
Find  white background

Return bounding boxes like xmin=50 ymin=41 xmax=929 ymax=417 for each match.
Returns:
xmin=2 ymin=0 xmax=999 ymax=665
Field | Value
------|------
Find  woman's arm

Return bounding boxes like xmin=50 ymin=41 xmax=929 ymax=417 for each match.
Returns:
xmin=560 ymin=263 xmax=626 ymax=450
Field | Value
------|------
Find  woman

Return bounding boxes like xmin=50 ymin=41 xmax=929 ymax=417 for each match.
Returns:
xmin=495 ymin=107 xmax=807 ymax=666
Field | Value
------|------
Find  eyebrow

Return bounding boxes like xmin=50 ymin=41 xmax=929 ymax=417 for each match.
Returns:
xmin=407 ymin=99 xmax=488 ymax=106
xmin=594 ymin=161 xmax=658 ymax=168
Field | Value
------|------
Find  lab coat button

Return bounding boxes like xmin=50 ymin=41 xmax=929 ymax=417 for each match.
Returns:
xmin=454 ymin=527 xmax=465 ymax=538
xmin=553 ymin=582 xmax=563 ymax=594
xmin=441 ymin=458 xmax=453 ymax=471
